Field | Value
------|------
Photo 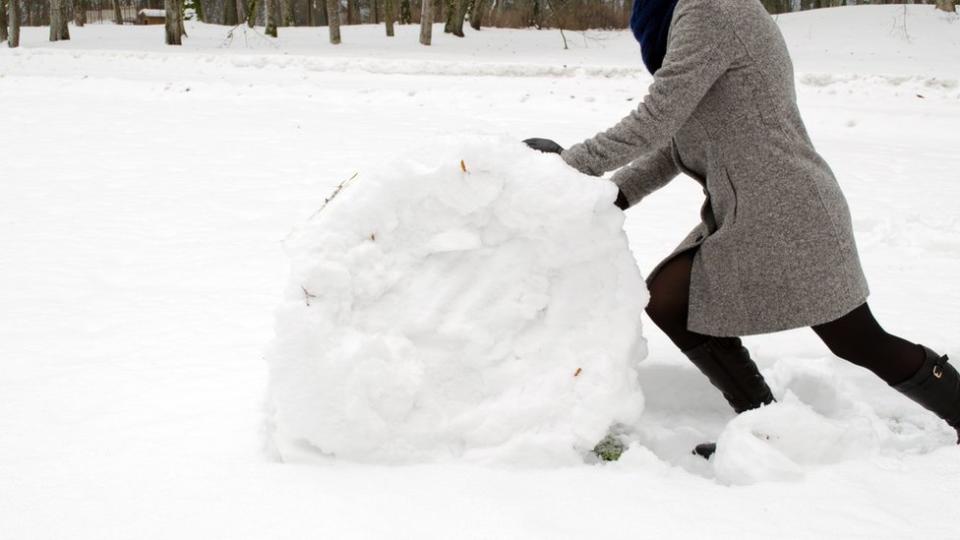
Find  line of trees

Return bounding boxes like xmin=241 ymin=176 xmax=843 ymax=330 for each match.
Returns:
xmin=185 ymin=0 xmax=957 ymax=29
xmin=2 ymin=0 xmax=956 ymax=49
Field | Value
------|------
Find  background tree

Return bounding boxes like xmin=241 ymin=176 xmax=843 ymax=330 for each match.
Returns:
xmin=935 ymin=0 xmax=956 ymax=12
xmin=280 ymin=0 xmax=293 ymax=25
xmin=265 ymin=0 xmax=278 ymax=35
xmin=326 ymin=0 xmax=340 ymax=43
xmin=1 ymin=0 xmax=7 ymax=43
xmin=165 ymin=0 xmax=181 ymax=44
xmin=384 ymin=0 xmax=395 ymax=35
xmin=74 ymin=0 xmax=86 ymax=26
xmin=49 ymin=0 xmax=69 ymax=42
xmin=443 ymin=0 xmax=467 ymax=36
xmin=185 ymin=0 xmax=205 ymax=22
xmin=236 ymin=0 xmax=247 ymax=24
xmin=347 ymin=0 xmax=357 ymax=23
xmin=443 ymin=0 xmax=453 ymax=31
xmin=246 ymin=0 xmax=258 ymax=27
xmin=223 ymin=0 xmax=238 ymax=24
xmin=469 ymin=0 xmax=490 ymax=30
xmin=318 ymin=0 xmax=329 ymax=25
xmin=760 ymin=0 xmax=791 ymax=14
xmin=419 ymin=0 xmax=432 ymax=45
xmin=112 ymin=0 xmax=122 ymax=24
xmin=8 ymin=0 xmax=19 ymax=47
xmin=178 ymin=0 xmax=186 ymax=37
xmin=399 ymin=0 xmax=410 ymax=23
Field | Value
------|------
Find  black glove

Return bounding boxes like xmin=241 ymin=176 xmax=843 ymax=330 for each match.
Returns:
xmin=614 ymin=189 xmax=629 ymax=211
xmin=523 ymin=138 xmax=564 ymax=155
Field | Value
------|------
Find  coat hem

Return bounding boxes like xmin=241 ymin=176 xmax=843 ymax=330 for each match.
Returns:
xmin=686 ymin=290 xmax=870 ymax=338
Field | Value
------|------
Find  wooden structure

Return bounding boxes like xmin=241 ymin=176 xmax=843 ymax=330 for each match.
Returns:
xmin=137 ymin=8 xmax=165 ymax=25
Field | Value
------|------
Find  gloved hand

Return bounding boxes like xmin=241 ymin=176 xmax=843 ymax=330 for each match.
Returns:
xmin=524 ymin=138 xmax=629 ymax=211
xmin=614 ymin=189 xmax=629 ymax=211
xmin=523 ymin=138 xmax=564 ymax=155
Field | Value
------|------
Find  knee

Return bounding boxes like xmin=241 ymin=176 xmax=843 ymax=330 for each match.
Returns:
xmin=645 ymin=292 xmax=688 ymax=331
xmin=821 ymin=337 xmax=858 ymax=363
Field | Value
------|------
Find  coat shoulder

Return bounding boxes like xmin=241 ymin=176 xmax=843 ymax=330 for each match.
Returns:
xmin=674 ymin=0 xmax=739 ymax=22
xmin=675 ymin=0 xmax=771 ymax=33
xmin=671 ymin=0 xmax=756 ymax=45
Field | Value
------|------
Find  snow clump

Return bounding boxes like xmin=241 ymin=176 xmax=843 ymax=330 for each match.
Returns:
xmin=264 ymin=136 xmax=649 ymax=465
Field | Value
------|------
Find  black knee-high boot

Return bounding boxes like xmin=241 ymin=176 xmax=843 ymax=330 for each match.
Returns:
xmin=684 ymin=337 xmax=776 ymax=413
xmin=684 ymin=337 xmax=776 ymax=458
xmin=894 ymin=347 xmax=960 ymax=443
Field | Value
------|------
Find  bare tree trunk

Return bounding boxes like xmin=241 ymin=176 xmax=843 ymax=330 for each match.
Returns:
xmin=223 ymin=0 xmax=238 ymax=24
xmin=347 ymin=0 xmax=357 ymax=23
xmin=399 ymin=0 xmax=410 ymax=23
xmin=371 ymin=0 xmax=379 ymax=23
xmin=384 ymin=0 xmax=394 ymax=35
xmin=265 ymin=0 xmax=278 ymax=35
xmin=419 ymin=0 xmax=432 ymax=44
xmin=326 ymin=0 xmax=340 ymax=43
xmin=318 ymin=0 xmax=328 ymax=25
xmin=112 ymin=0 xmax=122 ymax=24
xmin=469 ymin=0 xmax=489 ymax=30
xmin=448 ymin=0 xmax=466 ymax=36
xmin=280 ymin=0 xmax=293 ymax=25
xmin=177 ymin=0 xmax=186 ymax=37
xmin=165 ymin=0 xmax=181 ymax=44
xmin=49 ymin=0 xmax=70 ymax=42
xmin=28 ymin=0 xmax=39 ymax=26
xmin=236 ymin=0 xmax=247 ymax=24
xmin=0 ymin=0 xmax=7 ymax=43
xmin=73 ymin=0 xmax=85 ymax=26
xmin=935 ymin=0 xmax=956 ymax=12
xmin=246 ymin=0 xmax=257 ymax=27
xmin=8 ymin=0 xmax=19 ymax=47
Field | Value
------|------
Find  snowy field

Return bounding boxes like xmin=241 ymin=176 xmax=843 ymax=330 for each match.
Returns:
xmin=2 ymin=5 xmax=960 ymax=538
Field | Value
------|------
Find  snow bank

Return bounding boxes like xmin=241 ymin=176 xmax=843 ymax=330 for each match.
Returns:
xmin=264 ymin=137 xmax=648 ymax=465
xmin=710 ymin=359 xmax=958 ymax=485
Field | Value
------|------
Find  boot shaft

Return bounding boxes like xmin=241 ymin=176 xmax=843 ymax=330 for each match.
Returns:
xmin=683 ymin=337 xmax=775 ymax=414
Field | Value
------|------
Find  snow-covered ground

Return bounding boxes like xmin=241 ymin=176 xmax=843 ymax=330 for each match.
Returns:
xmin=2 ymin=5 xmax=959 ymax=538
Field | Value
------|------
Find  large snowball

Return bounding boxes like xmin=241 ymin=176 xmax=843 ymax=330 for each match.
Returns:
xmin=264 ymin=137 xmax=648 ymax=465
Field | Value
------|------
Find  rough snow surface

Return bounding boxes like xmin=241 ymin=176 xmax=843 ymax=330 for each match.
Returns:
xmin=2 ymin=6 xmax=960 ymax=539
xmin=266 ymin=138 xmax=647 ymax=464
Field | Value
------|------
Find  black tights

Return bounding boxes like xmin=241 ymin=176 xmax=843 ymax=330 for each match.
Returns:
xmin=645 ymin=251 xmax=925 ymax=385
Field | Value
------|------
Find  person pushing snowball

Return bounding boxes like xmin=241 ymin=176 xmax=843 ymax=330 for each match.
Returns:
xmin=526 ymin=0 xmax=958 ymax=457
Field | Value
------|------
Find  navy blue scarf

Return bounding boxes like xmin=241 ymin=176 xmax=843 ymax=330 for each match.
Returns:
xmin=630 ymin=0 xmax=680 ymax=75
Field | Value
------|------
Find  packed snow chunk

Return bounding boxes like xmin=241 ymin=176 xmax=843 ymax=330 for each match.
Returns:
xmin=264 ymin=137 xmax=649 ymax=465
xmin=712 ymin=393 xmax=882 ymax=485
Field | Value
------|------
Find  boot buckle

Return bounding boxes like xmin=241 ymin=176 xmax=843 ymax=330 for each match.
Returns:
xmin=933 ymin=354 xmax=949 ymax=379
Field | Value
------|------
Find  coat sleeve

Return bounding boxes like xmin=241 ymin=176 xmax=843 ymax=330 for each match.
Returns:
xmin=561 ymin=0 xmax=738 ymax=176
xmin=611 ymin=144 xmax=680 ymax=209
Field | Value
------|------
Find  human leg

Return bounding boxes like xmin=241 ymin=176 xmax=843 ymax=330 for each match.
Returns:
xmin=811 ymin=303 xmax=924 ymax=385
xmin=813 ymin=303 xmax=959 ymax=442
xmin=645 ymin=250 xmax=709 ymax=352
xmin=646 ymin=250 xmax=775 ymax=417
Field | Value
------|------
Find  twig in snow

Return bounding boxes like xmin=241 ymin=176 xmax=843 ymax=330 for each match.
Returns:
xmin=302 ymin=285 xmax=318 ymax=306
xmin=308 ymin=172 xmax=359 ymax=220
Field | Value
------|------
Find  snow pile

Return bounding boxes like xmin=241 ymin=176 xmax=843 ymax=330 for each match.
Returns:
xmin=264 ymin=137 xmax=648 ymax=465
xmin=709 ymin=358 xmax=956 ymax=485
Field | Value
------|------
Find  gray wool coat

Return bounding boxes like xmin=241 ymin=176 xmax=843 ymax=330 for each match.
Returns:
xmin=561 ymin=0 xmax=869 ymax=337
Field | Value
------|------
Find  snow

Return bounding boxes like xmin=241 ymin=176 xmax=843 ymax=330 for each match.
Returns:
xmin=266 ymin=138 xmax=647 ymax=465
xmin=1 ymin=5 xmax=959 ymax=539
xmin=138 ymin=9 xmax=166 ymax=18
